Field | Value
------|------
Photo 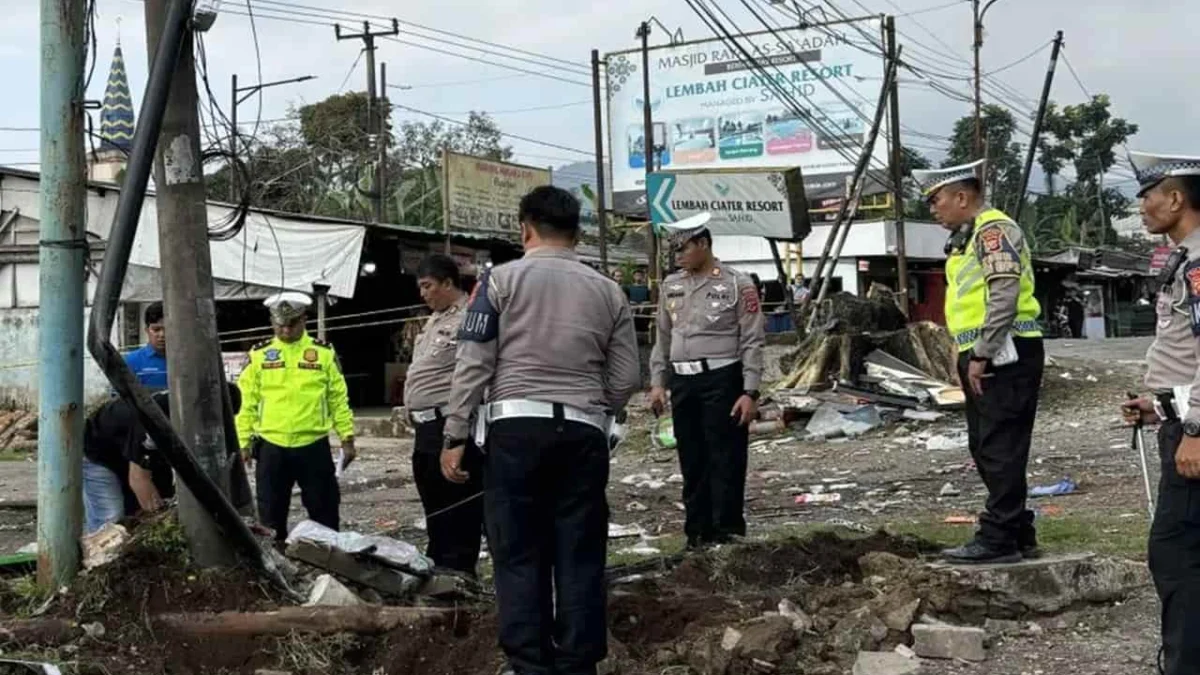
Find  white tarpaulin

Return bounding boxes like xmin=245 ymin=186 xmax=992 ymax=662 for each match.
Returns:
xmin=125 ymin=204 xmax=365 ymax=301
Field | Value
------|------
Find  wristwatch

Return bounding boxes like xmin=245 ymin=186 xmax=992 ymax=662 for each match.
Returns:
xmin=744 ymin=390 xmax=761 ymax=402
xmin=1184 ymin=419 xmax=1200 ymax=438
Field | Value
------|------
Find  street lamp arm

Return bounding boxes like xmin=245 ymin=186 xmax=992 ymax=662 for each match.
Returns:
xmin=235 ymin=75 xmax=318 ymax=105
xmin=979 ymin=0 xmax=1005 ymax=24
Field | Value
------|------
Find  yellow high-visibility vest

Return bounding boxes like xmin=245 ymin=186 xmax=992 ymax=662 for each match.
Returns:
xmin=944 ymin=208 xmax=1042 ymax=352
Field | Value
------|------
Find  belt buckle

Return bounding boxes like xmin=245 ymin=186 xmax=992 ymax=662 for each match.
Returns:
xmin=1154 ymin=399 xmax=1167 ymax=421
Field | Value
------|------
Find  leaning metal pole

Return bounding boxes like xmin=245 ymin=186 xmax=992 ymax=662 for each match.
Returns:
xmin=85 ymin=0 xmax=294 ymax=597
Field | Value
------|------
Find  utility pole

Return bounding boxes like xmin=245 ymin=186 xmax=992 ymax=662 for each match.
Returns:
xmin=229 ymin=73 xmax=315 ymax=201
xmin=1014 ymin=31 xmax=1064 ymax=222
xmin=636 ymin=21 xmax=659 ymax=292
xmin=973 ymin=0 xmax=1005 ymax=160
xmin=885 ymin=16 xmax=909 ymax=318
xmin=377 ymin=62 xmax=388 ymax=224
xmin=145 ymin=0 xmax=235 ymax=567
xmin=335 ymin=20 xmax=399 ymax=223
xmin=37 ymin=0 xmax=87 ymax=588
xmin=590 ymin=49 xmax=610 ymax=271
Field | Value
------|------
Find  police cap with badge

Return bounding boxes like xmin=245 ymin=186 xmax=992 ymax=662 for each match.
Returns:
xmin=911 ymin=158 xmax=985 ymax=203
xmin=264 ymin=291 xmax=312 ymax=325
xmin=660 ymin=212 xmax=713 ymax=252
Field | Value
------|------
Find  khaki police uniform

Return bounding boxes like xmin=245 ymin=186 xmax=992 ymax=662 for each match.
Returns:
xmin=913 ymin=160 xmax=1044 ymax=560
xmin=236 ymin=327 xmax=354 ymax=540
xmin=444 ymin=247 xmax=641 ymax=674
xmin=1130 ymin=151 xmax=1200 ymax=675
xmin=649 ymin=252 xmax=765 ymax=547
xmin=403 ymin=295 xmax=483 ymax=575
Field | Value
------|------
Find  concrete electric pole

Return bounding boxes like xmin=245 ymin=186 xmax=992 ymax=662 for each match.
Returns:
xmin=144 ymin=0 xmax=235 ymax=567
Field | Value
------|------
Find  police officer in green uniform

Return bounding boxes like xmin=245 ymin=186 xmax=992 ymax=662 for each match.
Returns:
xmin=236 ymin=291 xmax=356 ymax=540
xmin=1120 ymin=151 xmax=1200 ymax=675
xmin=912 ymin=159 xmax=1044 ymax=564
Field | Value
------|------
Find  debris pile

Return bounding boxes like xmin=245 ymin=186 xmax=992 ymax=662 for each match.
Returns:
xmin=0 ymin=410 xmax=36 ymax=454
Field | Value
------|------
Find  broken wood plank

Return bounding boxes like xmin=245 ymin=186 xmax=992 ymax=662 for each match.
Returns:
xmin=152 ymin=606 xmax=454 ymax=638
xmin=0 ymin=618 xmax=82 ymax=647
xmin=285 ymin=539 xmax=422 ymax=598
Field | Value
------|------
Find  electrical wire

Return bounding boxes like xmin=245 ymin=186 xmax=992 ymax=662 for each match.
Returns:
xmin=338 ymin=48 xmax=365 ymax=92
xmin=390 ymin=104 xmax=593 ymax=156
xmin=429 ymin=100 xmax=591 ymax=116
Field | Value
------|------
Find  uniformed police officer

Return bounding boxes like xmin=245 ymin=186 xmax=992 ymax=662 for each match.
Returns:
xmin=441 ymin=186 xmax=641 ymax=675
xmin=236 ymin=292 xmax=356 ymax=541
xmin=648 ymin=213 xmax=766 ymax=550
xmin=912 ymin=159 xmax=1044 ymax=564
xmin=404 ymin=254 xmax=484 ymax=577
xmin=1119 ymin=151 xmax=1200 ymax=675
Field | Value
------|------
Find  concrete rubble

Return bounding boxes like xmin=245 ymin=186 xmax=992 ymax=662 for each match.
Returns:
xmin=304 ymin=574 xmax=364 ymax=607
xmin=911 ymin=624 xmax=986 ymax=661
xmin=852 ymin=651 xmax=922 ymax=675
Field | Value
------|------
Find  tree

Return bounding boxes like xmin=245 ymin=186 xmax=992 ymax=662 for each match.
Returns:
xmin=898 ymin=146 xmax=933 ymax=220
xmin=944 ymin=105 xmax=1023 ymax=213
xmin=1035 ymin=95 xmax=1138 ymax=246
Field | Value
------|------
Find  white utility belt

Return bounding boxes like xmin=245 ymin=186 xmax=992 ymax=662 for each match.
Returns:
xmin=409 ymin=405 xmax=446 ymax=425
xmin=671 ymin=357 xmax=738 ymax=376
xmin=472 ymin=399 xmax=621 ymax=449
xmin=1154 ymin=385 xmax=1193 ymax=421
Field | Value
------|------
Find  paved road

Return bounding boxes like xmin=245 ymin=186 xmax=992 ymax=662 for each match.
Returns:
xmin=1044 ymin=336 xmax=1153 ymax=363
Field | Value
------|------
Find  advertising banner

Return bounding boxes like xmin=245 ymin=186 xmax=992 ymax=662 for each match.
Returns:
xmin=646 ymin=168 xmax=810 ymax=240
xmin=605 ymin=27 xmax=887 ymax=216
xmin=443 ymin=151 xmax=551 ymax=235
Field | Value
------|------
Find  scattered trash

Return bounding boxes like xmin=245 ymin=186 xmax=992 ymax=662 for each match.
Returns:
xmin=81 ymin=522 xmax=130 ymax=570
xmin=829 ymin=482 xmax=858 ymax=491
xmin=939 ymin=483 xmax=961 ymax=497
xmin=1060 ymin=372 xmax=1074 ymax=380
xmin=1038 ymin=505 xmax=1064 ymax=516
xmin=16 ymin=541 xmax=36 ymax=555
xmin=750 ymin=419 xmax=786 ymax=436
xmin=943 ymin=515 xmax=976 ymax=525
xmin=824 ymin=518 xmax=872 ymax=533
xmin=805 ymin=403 xmax=882 ymax=439
xmin=666 ymin=473 xmax=684 ymax=484
xmin=286 ymin=520 xmax=433 ymax=576
xmin=1030 ymin=478 xmax=1078 ymax=498
xmin=81 ymin=622 xmax=106 ymax=639
xmin=902 ymin=409 xmax=944 ymax=422
xmin=608 ymin=523 xmax=646 ymax=539
xmin=0 ymin=661 xmax=62 ymax=675
xmin=778 ymin=598 xmax=813 ymax=632
xmin=926 ymin=433 xmax=969 ymax=452
xmin=1086 ymin=375 xmax=1098 ymax=383
xmin=795 ymin=493 xmax=842 ymax=505
xmin=620 ymin=473 xmax=652 ymax=486
xmin=626 ymin=502 xmax=648 ymax=512
xmin=615 ymin=544 xmax=661 ymax=557
xmin=305 ymin=574 xmax=365 ymax=607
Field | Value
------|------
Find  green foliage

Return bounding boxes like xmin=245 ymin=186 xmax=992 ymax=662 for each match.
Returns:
xmin=945 ymin=104 xmax=1023 ymax=212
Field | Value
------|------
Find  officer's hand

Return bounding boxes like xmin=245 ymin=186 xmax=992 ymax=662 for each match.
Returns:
xmin=241 ymin=448 xmax=253 ymax=470
xmin=341 ymin=438 xmax=357 ymax=469
xmin=966 ymin=358 xmax=992 ymax=397
xmin=730 ymin=395 xmax=758 ymax=427
xmin=1121 ymin=397 xmax=1159 ymax=427
xmin=649 ymin=386 xmax=669 ymax=417
xmin=441 ymin=446 xmax=469 ymax=484
xmin=1178 ymin=436 xmax=1200 ymax=479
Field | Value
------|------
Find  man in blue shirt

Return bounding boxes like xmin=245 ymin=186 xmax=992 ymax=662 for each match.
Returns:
xmin=124 ymin=302 xmax=168 ymax=390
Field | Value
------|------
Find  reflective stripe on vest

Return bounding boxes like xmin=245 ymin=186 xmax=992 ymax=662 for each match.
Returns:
xmin=944 ymin=208 xmax=1042 ymax=352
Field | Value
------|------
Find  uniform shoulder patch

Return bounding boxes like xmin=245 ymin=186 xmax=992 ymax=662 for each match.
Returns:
xmin=975 ymin=223 xmax=1022 ymax=279
xmin=741 ymin=285 xmax=761 ymax=314
xmin=459 ymin=267 xmax=500 ymax=343
xmin=1184 ymin=259 xmax=1200 ymax=336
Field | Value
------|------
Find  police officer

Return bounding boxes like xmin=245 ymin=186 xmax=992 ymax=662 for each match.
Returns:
xmin=1120 ymin=151 xmax=1200 ymax=675
xmin=236 ymin=292 xmax=356 ymax=541
xmin=648 ymin=213 xmax=765 ymax=550
xmin=912 ymin=159 xmax=1044 ymax=564
xmin=441 ymin=186 xmax=641 ymax=675
xmin=404 ymin=253 xmax=484 ymax=577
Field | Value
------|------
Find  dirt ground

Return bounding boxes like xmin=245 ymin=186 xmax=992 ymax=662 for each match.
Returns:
xmin=0 ymin=337 xmax=1168 ymax=674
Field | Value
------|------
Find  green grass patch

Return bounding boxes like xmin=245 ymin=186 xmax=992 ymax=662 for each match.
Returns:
xmin=606 ymin=534 xmax=686 ymax=568
xmin=888 ymin=513 xmax=1150 ymax=560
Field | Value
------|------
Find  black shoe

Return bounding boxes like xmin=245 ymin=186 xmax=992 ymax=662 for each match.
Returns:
xmin=1019 ymin=543 xmax=1043 ymax=559
xmin=942 ymin=540 xmax=1022 ymax=565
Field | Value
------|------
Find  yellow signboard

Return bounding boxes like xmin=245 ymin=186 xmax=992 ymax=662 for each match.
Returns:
xmin=442 ymin=151 xmax=551 ymax=235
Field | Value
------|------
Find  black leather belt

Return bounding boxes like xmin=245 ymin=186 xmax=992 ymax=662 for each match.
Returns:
xmin=1157 ymin=393 xmax=1180 ymax=422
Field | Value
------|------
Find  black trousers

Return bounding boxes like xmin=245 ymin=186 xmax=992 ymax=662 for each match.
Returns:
xmin=485 ymin=418 xmax=610 ymax=675
xmin=669 ymin=362 xmax=748 ymax=545
xmin=957 ymin=337 xmax=1044 ymax=550
xmin=412 ymin=417 xmax=484 ymax=575
xmin=1149 ymin=419 xmax=1200 ymax=675
xmin=254 ymin=437 xmax=340 ymax=541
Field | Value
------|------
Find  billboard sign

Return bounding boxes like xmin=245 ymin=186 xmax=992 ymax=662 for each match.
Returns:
xmin=605 ymin=27 xmax=887 ymax=216
xmin=646 ymin=168 xmax=810 ymax=240
xmin=443 ymin=151 xmax=551 ymax=235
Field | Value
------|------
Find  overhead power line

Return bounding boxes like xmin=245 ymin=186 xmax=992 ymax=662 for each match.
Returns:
xmin=390 ymin=103 xmax=593 ymax=157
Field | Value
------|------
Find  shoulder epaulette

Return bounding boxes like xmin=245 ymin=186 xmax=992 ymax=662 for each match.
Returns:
xmin=250 ymin=339 xmax=272 ymax=351
xmin=311 ymin=338 xmax=333 ymax=349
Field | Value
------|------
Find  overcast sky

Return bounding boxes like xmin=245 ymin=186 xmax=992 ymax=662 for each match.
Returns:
xmin=1 ymin=0 xmax=1196 ymax=194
